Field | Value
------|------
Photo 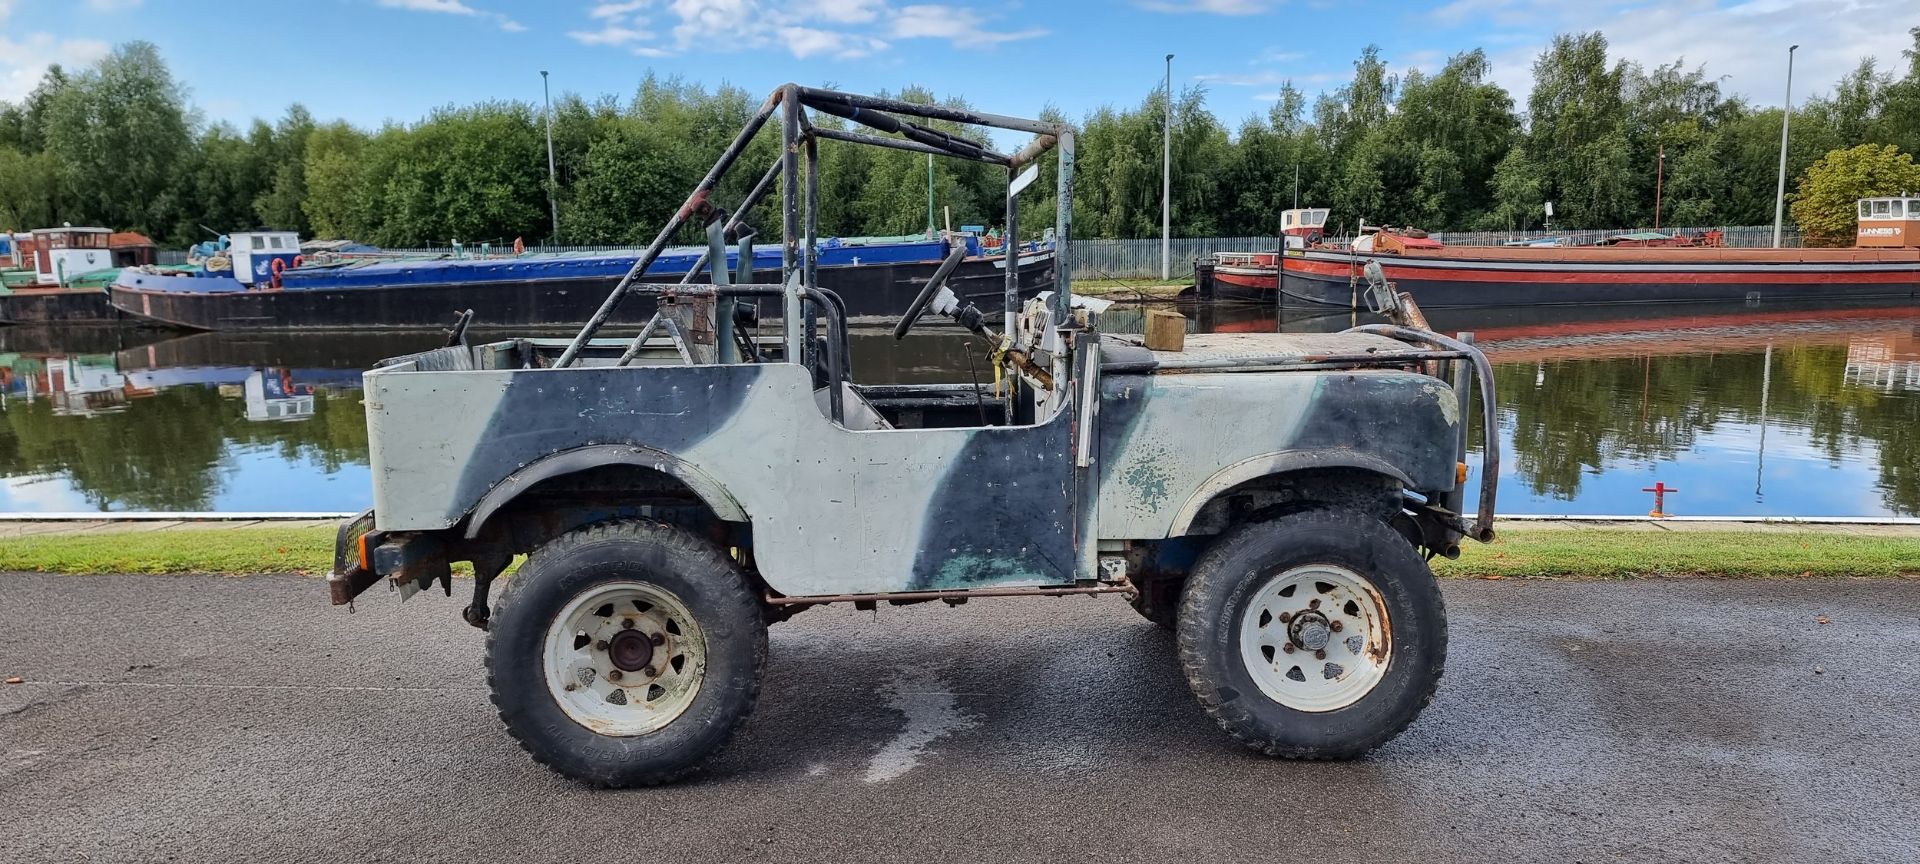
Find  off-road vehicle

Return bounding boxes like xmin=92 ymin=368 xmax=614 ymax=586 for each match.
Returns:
xmin=329 ymin=86 xmax=1498 ymax=786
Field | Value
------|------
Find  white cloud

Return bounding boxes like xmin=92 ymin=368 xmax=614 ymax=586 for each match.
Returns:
xmin=590 ymin=0 xmax=649 ymax=16
xmin=569 ymin=0 xmax=1044 ymax=60
xmin=377 ymin=0 xmax=476 ymax=12
xmin=569 ymin=22 xmax=653 ymax=45
xmin=1134 ymin=0 xmax=1278 ymax=13
xmin=807 ymin=0 xmax=885 ymax=23
xmin=888 ymin=4 xmax=1045 ymax=46
xmin=0 ymin=32 xmax=111 ymax=103
xmin=375 ymin=0 xmax=524 ymax=32
xmin=779 ymin=25 xmax=887 ymax=59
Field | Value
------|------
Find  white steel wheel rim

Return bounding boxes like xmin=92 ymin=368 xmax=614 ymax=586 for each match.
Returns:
xmin=542 ymin=581 xmax=707 ymax=736
xmin=1239 ymin=564 xmax=1391 ymax=712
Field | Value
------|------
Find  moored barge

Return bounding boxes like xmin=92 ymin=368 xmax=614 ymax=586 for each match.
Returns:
xmin=111 ymin=234 xmax=1054 ymax=331
xmin=1197 ymin=203 xmax=1920 ymax=308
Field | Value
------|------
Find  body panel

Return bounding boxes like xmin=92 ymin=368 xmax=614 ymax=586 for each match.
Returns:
xmin=1095 ymin=368 xmax=1460 ymax=539
xmin=364 ymin=360 xmax=1075 ymax=596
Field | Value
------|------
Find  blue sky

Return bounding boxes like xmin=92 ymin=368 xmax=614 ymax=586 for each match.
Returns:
xmin=2 ymin=0 xmax=1914 ymax=133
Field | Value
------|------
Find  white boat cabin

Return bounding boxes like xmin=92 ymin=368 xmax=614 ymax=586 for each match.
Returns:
xmin=30 ymin=226 xmax=112 ymax=285
xmin=230 ymin=230 xmax=302 ymax=286
xmin=1280 ymin=208 xmax=1329 ymax=249
xmin=1857 ymin=196 xmax=1920 ymax=248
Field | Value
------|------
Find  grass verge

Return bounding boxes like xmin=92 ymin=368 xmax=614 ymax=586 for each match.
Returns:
xmin=0 ymin=526 xmax=337 ymax=575
xmin=1433 ymin=528 xmax=1920 ymax=579
xmin=0 ymin=524 xmax=1915 ymax=579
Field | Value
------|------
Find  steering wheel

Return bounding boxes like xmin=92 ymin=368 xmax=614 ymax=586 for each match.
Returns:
xmin=894 ymin=247 xmax=969 ymax=340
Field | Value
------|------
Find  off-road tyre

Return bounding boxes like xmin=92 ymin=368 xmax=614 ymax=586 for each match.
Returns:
xmin=486 ymin=519 xmax=767 ymax=787
xmin=1177 ymin=508 xmax=1445 ymax=759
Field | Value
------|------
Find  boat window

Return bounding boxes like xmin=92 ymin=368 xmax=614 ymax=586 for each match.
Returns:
xmin=1871 ymin=199 xmax=1892 ymax=217
xmin=1893 ymin=200 xmax=1906 ymax=218
xmin=251 ymin=235 xmax=265 ymax=250
xmin=1861 ymin=201 xmax=1873 ymax=218
xmin=1911 ymin=199 xmax=1920 ymax=214
xmin=1284 ymin=212 xmax=1295 ymax=227
xmin=269 ymin=236 xmax=285 ymax=249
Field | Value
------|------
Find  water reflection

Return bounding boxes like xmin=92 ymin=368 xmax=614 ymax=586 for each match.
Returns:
xmin=1 ymin=300 xmax=1916 ymax=516
xmin=0 ymin=328 xmax=417 ymax=512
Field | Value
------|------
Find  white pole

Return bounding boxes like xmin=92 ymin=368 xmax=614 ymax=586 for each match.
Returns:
xmin=1772 ymin=45 xmax=1798 ymax=248
xmin=542 ymin=70 xmax=560 ymax=244
xmin=1162 ymin=53 xmax=1173 ymax=282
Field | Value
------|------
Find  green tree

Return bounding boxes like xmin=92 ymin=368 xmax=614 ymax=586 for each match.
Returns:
xmin=300 ymin=121 xmax=372 ymax=239
xmin=1788 ymin=143 xmax=1920 ymax=245
xmin=254 ymin=105 xmax=317 ymax=233
xmin=39 ymin=42 xmax=194 ymax=241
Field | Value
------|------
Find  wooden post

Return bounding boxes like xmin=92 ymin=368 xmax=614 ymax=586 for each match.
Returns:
xmin=1143 ymin=308 xmax=1186 ymax=352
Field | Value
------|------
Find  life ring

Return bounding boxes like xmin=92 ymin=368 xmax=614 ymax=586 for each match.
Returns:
xmin=269 ymin=256 xmax=286 ymax=289
xmin=513 ymin=237 xmax=525 ymax=255
xmin=291 ymin=254 xmax=305 ymax=269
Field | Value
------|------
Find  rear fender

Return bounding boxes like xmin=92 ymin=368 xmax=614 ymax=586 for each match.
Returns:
xmin=463 ymin=444 xmax=748 ymax=540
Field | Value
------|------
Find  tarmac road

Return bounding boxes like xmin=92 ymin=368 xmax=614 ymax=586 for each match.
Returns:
xmin=2 ymin=572 xmax=1917 ymax=863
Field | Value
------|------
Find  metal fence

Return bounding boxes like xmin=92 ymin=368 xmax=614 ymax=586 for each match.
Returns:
xmin=273 ymin=225 xmax=1807 ymax=283
xmin=1430 ymin=225 xmax=1802 ymax=248
xmin=1069 ymin=237 xmax=1277 ymax=281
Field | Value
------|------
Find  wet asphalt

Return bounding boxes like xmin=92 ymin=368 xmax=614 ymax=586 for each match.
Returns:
xmin=2 ymin=572 xmax=1917 ymax=863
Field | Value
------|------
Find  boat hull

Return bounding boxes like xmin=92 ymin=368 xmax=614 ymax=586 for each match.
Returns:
xmin=0 ymin=288 xmax=123 ymax=325
xmin=110 ymin=254 xmax=1055 ymax=331
xmin=1278 ymin=249 xmax=1920 ymax=308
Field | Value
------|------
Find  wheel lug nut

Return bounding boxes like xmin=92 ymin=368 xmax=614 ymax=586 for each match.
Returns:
xmin=1314 ymin=649 xmax=1326 ymax=660
xmin=564 ymin=683 xmax=577 ymax=692
xmin=595 ymin=640 xmax=609 ymax=651
xmin=1330 ymin=620 xmax=1344 ymax=632
xmin=649 ymin=633 xmax=665 ymax=645
xmin=1309 ymin=599 xmax=1321 ymax=610
xmin=642 ymin=667 xmax=656 ymax=677
xmin=621 ymin=619 xmax=635 ymax=630
xmin=1282 ymin=643 xmax=1295 ymax=654
xmin=607 ymin=670 xmax=623 ymax=682
xmin=1278 ymin=611 xmax=1293 ymax=623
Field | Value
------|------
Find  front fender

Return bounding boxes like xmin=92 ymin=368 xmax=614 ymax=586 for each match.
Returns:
xmin=463 ymin=444 xmax=748 ymax=540
xmin=1166 ymin=450 xmax=1412 ymax=536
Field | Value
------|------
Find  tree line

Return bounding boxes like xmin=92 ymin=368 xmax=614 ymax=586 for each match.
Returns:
xmin=2 ymin=32 xmax=1918 ymax=250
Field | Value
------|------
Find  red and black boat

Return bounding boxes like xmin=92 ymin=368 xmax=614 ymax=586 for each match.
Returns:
xmin=1197 ymin=203 xmax=1920 ymax=308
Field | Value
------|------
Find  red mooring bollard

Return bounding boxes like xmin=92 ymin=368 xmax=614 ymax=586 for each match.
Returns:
xmin=1643 ymin=482 xmax=1678 ymax=518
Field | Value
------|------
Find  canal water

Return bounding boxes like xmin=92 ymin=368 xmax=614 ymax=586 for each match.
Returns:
xmin=2 ymin=298 xmax=1916 ymax=517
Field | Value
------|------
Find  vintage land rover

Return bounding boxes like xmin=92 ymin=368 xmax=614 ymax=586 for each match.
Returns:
xmin=328 ymin=86 xmax=1498 ymax=787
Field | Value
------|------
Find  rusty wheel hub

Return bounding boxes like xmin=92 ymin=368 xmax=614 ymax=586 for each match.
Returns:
xmin=1242 ymin=564 xmax=1392 ymax=712
xmin=1288 ymin=611 xmax=1332 ymax=652
xmin=608 ymin=629 xmax=657 ymax=673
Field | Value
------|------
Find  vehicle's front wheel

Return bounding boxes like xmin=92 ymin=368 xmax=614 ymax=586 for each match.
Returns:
xmin=1177 ymin=508 xmax=1445 ymax=759
xmin=486 ymin=520 xmax=767 ymax=787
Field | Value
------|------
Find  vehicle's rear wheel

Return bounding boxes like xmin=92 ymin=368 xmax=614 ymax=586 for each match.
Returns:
xmin=486 ymin=519 xmax=766 ymax=787
xmin=1177 ymin=508 xmax=1445 ymax=759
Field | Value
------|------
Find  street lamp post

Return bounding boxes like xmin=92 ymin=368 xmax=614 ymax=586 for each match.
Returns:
xmin=1771 ymin=45 xmax=1798 ymax=249
xmin=1162 ymin=53 xmax=1173 ymax=282
xmin=541 ymin=70 xmax=560 ymax=245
